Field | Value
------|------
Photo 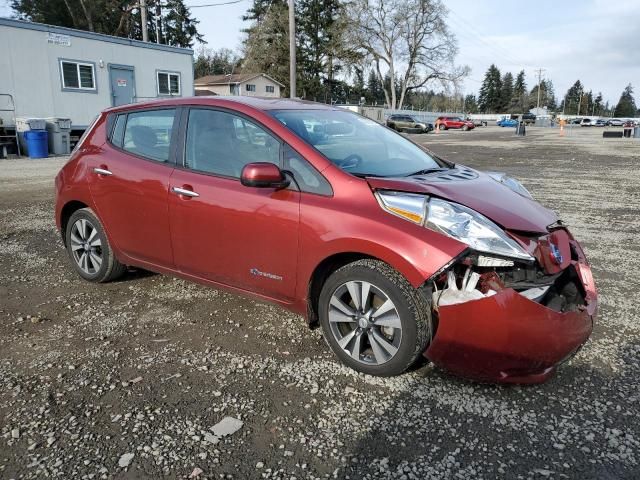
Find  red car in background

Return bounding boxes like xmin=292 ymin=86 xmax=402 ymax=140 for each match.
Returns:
xmin=55 ymin=97 xmax=596 ymax=384
xmin=436 ymin=116 xmax=475 ymax=131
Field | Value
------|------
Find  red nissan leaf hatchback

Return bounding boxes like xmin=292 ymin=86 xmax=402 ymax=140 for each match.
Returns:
xmin=55 ymin=97 xmax=597 ymax=384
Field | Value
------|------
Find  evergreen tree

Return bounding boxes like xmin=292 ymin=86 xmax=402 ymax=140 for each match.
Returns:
xmin=500 ymin=72 xmax=513 ymax=113
xmin=511 ymin=70 xmax=527 ymax=113
xmin=593 ymin=92 xmax=604 ymax=116
xmin=194 ymin=47 xmax=242 ymax=78
xmin=10 ymin=0 xmax=203 ymax=47
xmin=242 ymin=1 xmax=291 ymax=93
xmin=529 ymin=79 xmax=557 ymax=112
xmin=464 ymin=94 xmax=479 ymax=114
xmin=366 ymin=70 xmax=385 ymax=104
xmin=478 ymin=64 xmax=502 ymax=113
xmin=614 ymin=84 xmax=637 ymax=117
xmin=563 ymin=80 xmax=584 ymax=115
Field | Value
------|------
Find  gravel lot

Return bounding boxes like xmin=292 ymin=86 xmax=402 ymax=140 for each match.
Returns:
xmin=1 ymin=126 xmax=639 ymax=479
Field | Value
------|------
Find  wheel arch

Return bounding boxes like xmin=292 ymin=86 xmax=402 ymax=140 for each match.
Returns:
xmin=59 ymin=200 xmax=89 ymax=246
xmin=306 ymin=252 xmax=378 ymax=328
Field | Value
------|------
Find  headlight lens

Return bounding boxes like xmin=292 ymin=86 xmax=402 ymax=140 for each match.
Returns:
xmin=426 ymin=198 xmax=533 ymax=261
xmin=486 ymin=172 xmax=532 ymax=199
xmin=376 ymin=191 xmax=534 ymax=261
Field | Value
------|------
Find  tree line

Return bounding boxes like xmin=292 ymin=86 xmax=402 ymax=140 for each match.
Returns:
xmin=11 ymin=0 xmax=467 ymax=110
xmin=10 ymin=1 xmax=638 ymax=115
xmin=475 ymin=64 xmax=638 ymax=117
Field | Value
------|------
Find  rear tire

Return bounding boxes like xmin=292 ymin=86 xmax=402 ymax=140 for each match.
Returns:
xmin=65 ymin=208 xmax=126 ymax=283
xmin=318 ymin=259 xmax=432 ymax=376
xmin=439 ymin=124 xmax=446 ymax=131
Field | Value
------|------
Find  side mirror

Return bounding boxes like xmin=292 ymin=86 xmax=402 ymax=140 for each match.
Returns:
xmin=240 ymin=162 xmax=290 ymax=189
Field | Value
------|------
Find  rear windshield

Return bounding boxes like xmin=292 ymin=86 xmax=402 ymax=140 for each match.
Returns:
xmin=270 ymin=109 xmax=441 ymax=177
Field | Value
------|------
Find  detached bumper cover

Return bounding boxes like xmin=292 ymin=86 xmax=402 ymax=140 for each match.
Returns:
xmin=424 ymin=251 xmax=597 ymax=384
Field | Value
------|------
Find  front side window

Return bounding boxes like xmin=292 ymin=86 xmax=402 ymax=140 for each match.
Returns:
xmin=122 ymin=109 xmax=176 ymax=162
xmin=265 ymin=85 xmax=275 ymax=93
xmin=246 ymin=84 xmax=256 ymax=92
xmin=185 ymin=109 xmax=280 ymax=178
xmin=157 ymin=71 xmax=181 ymax=96
xmin=271 ymin=109 xmax=441 ymax=178
xmin=61 ymin=60 xmax=95 ymax=91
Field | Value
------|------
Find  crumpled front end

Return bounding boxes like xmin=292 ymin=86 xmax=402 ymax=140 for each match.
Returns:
xmin=424 ymin=227 xmax=597 ymax=384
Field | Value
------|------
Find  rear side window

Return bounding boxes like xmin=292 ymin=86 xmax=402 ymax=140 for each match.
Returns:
xmin=110 ymin=114 xmax=127 ymax=147
xmin=122 ymin=109 xmax=176 ymax=162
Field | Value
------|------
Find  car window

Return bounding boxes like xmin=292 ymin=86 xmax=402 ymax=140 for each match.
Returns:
xmin=122 ymin=109 xmax=176 ymax=162
xmin=185 ymin=109 xmax=280 ymax=178
xmin=283 ymin=145 xmax=332 ymax=196
xmin=111 ymin=114 xmax=127 ymax=148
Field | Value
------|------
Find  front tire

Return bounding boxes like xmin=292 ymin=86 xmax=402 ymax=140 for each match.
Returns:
xmin=318 ymin=259 xmax=432 ymax=376
xmin=462 ymin=125 xmax=469 ymax=131
xmin=65 ymin=208 xmax=126 ymax=283
xmin=439 ymin=124 xmax=446 ymax=131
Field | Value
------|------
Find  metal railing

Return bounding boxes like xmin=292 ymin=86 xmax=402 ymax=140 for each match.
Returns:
xmin=0 ymin=94 xmax=20 ymax=157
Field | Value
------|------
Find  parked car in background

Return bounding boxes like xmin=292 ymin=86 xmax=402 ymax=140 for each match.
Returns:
xmin=594 ymin=119 xmax=607 ymax=127
xmin=580 ymin=118 xmax=592 ymax=127
xmin=516 ymin=113 xmax=537 ymax=125
xmin=55 ymin=97 xmax=597 ymax=384
xmin=436 ymin=116 xmax=475 ymax=131
xmin=466 ymin=117 xmax=488 ymax=127
xmin=497 ymin=118 xmax=518 ymax=127
xmin=571 ymin=118 xmax=582 ymax=125
xmin=386 ymin=115 xmax=433 ymax=133
xmin=606 ymin=118 xmax=624 ymax=126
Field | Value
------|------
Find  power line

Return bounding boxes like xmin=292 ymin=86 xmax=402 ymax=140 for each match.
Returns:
xmin=186 ymin=0 xmax=245 ymax=7
xmin=447 ymin=10 xmax=529 ymax=68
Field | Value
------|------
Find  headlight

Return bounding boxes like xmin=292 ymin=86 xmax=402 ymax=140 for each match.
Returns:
xmin=376 ymin=192 xmax=534 ymax=261
xmin=486 ymin=172 xmax=532 ymax=199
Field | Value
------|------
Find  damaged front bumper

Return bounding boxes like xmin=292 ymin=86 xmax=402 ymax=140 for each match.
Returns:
xmin=424 ymin=229 xmax=597 ymax=384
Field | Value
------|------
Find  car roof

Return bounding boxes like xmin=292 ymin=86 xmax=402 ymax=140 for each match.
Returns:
xmin=104 ymin=96 xmax=342 ymax=114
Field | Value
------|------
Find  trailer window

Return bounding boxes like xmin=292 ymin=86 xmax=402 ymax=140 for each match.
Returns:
xmin=60 ymin=60 xmax=96 ymax=91
xmin=157 ymin=71 xmax=181 ymax=96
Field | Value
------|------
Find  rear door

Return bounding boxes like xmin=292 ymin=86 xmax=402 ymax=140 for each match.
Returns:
xmin=109 ymin=66 xmax=136 ymax=106
xmin=168 ymin=107 xmax=300 ymax=300
xmin=87 ymin=108 xmax=177 ymax=268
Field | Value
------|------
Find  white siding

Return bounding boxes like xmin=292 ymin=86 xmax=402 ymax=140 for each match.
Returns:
xmin=0 ymin=21 xmax=194 ymax=128
xmin=240 ymin=76 xmax=281 ymax=98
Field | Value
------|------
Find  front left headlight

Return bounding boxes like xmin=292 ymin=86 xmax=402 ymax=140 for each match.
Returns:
xmin=376 ymin=192 xmax=534 ymax=261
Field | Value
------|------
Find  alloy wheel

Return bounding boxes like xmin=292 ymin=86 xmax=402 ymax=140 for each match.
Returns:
xmin=328 ymin=280 xmax=402 ymax=365
xmin=69 ymin=218 xmax=103 ymax=275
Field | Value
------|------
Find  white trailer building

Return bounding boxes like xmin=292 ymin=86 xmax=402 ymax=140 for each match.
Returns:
xmin=0 ymin=17 xmax=194 ymax=141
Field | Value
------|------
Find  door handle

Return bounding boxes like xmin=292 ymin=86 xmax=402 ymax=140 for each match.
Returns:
xmin=93 ymin=167 xmax=113 ymax=176
xmin=172 ymin=186 xmax=199 ymax=198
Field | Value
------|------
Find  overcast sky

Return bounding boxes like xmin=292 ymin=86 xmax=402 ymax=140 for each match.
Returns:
xmin=1 ymin=0 xmax=638 ymax=105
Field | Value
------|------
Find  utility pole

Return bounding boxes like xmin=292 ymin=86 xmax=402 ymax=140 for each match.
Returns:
xmin=155 ymin=1 xmax=162 ymax=44
xmin=535 ymin=68 xmax=545 ymax=112
xmin=140 ymin=0 xmax=149 ymax=42
xmin=577 ymin=89 xmax=583 ymax=116
xmin=288 ymin=0 xmax=296 ymax=98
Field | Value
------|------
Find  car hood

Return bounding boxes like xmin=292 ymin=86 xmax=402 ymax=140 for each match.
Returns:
xmin=366 ymin=166 xmax=557 ymax=234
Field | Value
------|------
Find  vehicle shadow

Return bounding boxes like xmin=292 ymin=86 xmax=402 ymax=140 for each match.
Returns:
xmin=341 ymin=350 xmax=640 ymax=480
xmin=114 ymin=267 xmax=158 ymax=283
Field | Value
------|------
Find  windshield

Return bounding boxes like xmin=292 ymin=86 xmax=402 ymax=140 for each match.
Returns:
xmin=270 ymin=109 xmax=442 ymax=177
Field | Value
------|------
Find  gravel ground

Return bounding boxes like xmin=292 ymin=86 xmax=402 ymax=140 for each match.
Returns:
xmin=1 ymin=127 xmax=639 ymax=479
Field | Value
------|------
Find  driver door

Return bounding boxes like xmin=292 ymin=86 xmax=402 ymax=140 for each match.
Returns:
xmin=168 ymin=108 xmax=300 ymax=300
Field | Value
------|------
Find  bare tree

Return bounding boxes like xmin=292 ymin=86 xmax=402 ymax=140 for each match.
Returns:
xmin=348 ymin=0 xmax=467 ymax=110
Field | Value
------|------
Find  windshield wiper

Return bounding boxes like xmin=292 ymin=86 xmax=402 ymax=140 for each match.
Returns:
xmin=404 ymin=167 xmax=450 ymax=177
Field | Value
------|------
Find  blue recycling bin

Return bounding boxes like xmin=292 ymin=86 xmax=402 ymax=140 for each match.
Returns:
xmin=24 ymin=130 xmax=49 ymax=158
